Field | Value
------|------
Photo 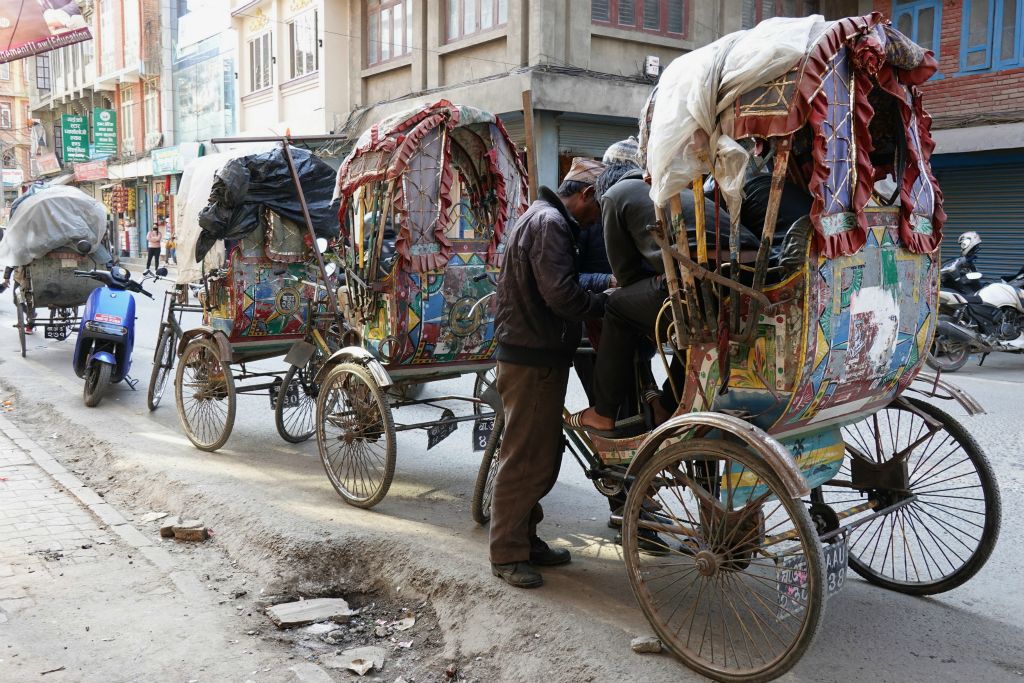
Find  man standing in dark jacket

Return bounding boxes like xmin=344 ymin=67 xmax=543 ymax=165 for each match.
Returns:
xmin=489 ymin=157 xmax=607 ymax=589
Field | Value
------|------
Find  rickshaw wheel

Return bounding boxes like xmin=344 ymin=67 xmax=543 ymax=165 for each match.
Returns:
xmin=316 ymin=362 xmax=396 ymax=509
xmin=821 ymin=397 xmax=1001 ymax=595
xmin=147 ymin=324 xmax=176 ymax=411
xmin=275 ymin=354 xmax=320 ymax=443
xmin=471 ymin=367 xmax=497 ymax=416
xmin=623 ymin=439 xmax=825 ymax=683
xmin=174 ymin=337 xmax=236 ymax=452
xmin=471 ymin=415 xmax=503 ymax=525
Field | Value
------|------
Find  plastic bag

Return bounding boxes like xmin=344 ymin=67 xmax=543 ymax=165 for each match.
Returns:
xmin=196 ymin=146 xmax=340 ymax=260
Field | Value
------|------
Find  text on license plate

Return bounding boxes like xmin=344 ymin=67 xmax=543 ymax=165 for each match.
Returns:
xmin=94 ymin=313 xmax=122 ymax=324
xmin=776 ymin=534 xmax=848 ymax=620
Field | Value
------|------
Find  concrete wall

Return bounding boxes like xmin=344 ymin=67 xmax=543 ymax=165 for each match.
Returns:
xmin=234 ymin=0 xmax=331 ymax=135
xmin=438 ymin=36 xmax=510 ymax=84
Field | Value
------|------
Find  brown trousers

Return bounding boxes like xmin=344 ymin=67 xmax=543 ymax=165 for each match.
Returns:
xmin=488 ymin=361 xmax=570 ymax=565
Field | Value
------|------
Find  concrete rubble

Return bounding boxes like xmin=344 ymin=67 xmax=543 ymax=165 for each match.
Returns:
xmin=266 ymin=597 xmax=355 ymax=628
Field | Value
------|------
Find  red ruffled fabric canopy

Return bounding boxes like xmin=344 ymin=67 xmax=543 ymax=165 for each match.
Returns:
xmin=733 ymin=13 xmax=944 ymax=257
xmin=335 ymin=100 xmax=528 ymax=273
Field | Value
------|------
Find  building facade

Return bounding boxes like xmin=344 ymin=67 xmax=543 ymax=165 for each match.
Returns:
xmin=0 ymin=58 xmax=33 ymax=221
xmin=25 ymin=0 xmax=176 ymax=257
xmin=874 ymin=0 xmax=1024 ymax=274
xmin=231 ymin=0 xmax=861 ymax=187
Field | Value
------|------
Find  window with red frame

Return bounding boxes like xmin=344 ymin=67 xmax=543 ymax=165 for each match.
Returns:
xmin=446 ymin=0 xmax=508 ymax=42
xmin=591 ymin=1 xmax=688 ymax=38
xmin=367 ymin=0 xmax=412 ymax=66
xmin=741 ymin=0 xmax=820 ymax=29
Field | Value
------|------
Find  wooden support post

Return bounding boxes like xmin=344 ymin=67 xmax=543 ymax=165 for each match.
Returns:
xmin=691 ymin=178 xmax=718 ymax=336
xmin=522 ymin=90 xmax=539 ymax=203
xmin=742 ymin=139 xmax=792 ymax=340
xmin=669 ymin=194 xmax=704 ymax=340
xmin=653 ymin=206 xmax=690 ymax=349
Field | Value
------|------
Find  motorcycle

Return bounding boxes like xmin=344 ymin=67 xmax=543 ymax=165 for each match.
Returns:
xmin=927 ymin=253 xmax=1024 ymax=372
xmin=73 ymin=258 xmax=165 ymax=406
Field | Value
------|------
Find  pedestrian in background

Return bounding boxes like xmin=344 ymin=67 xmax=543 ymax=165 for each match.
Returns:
xmin=145 ymin=224 xmax=161 ymax=274
xmin=165 ymin=232 xmax=177 ymax=266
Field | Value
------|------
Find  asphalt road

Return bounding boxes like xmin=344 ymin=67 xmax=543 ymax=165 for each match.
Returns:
xmin=1 ymin=273 xmax=1023 ymax=682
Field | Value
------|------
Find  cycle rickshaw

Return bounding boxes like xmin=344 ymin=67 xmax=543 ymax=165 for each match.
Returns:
xmin=477 ymin=15 xmax=999 ymax=681
xmin=312 ymin=101 xmax=529 ymax=508
xmin=0 ymin=186 xmax=111 ymax=357
xmin=172 ymin=143 xmax=344 ymax=451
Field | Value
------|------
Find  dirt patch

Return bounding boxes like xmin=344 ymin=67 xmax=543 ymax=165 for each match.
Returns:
xmin=0 ymin=380 xmax=513 ymax=682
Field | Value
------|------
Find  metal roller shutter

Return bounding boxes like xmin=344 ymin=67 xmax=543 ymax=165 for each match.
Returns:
xmin=500 ymin=118 xmax=526 ymax=149
xmin=935 ymin=162 xmax=1024 ymax=277
xmin=558 ymin=120 xmax=637 ymax=159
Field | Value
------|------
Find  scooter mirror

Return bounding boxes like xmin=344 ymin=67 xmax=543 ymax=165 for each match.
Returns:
xmin=315 ymin=237 xmax=329 ymax=254
xmin=324 ymin=262 xmax=338 ymax=278
xmin=966 ymin=272 xmax=983 ymax=280
xmin=156 ymin=267 xmax=169 ymax=277
xmin=75 ymin=239 xmax=92 ymax=255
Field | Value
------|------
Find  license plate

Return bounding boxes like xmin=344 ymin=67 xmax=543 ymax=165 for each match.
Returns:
xmin=472 ymin=416 xmax=494 ymax=452
xmin=95 ymin=313 xmax=122 ymax=324
xmin=269 ymin=382 xmax=301 ymax=409
xmin=427 ymin=408 xmax=457 ymax=450
xmin=44 ymin=325 xmax=69 ymax=340
xmin=776 ymin=534 xmax=848 ymax=620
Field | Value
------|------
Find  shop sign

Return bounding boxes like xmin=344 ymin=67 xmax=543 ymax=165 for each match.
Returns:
xmin=74 ymin=160 xmax=108 ymax=182
xmin=2 ymin=168 xmax=23 ymax=186
xmin=0 ymin=0 xmax=91 ymax=65
xmin=152 ymin=146 xmax=182 ymax=176
xmin=93 ymin=109 xmax=117 ymax=154
xmin=34 ymin=152 xmax=62 ymax=176
xmin=61 ymin=114 xmax=89 ymax=163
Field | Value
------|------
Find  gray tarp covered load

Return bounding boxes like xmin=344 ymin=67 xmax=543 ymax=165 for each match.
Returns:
xmin=0 ymin=186 xmax=107 ymax=267
xmin=174 ymin=143 xmax=281 ymax=284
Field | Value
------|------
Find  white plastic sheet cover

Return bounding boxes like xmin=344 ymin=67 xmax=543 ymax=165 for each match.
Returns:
xmin=0 ymin=186 xmax=107 ymax=267
xmin=175 ymin=144 xmax=277 ymax=284
xmin=646 ymin=15 xmax=825 ymax=218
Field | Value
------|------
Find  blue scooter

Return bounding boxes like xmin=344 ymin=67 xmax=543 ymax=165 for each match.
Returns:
xmin=73 ymin=259 xmax=165 ymax=406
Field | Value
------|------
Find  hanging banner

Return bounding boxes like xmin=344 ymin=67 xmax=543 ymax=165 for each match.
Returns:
xmin=93 ymin=108 xmax=116 ymax=154
xmin=33 ymin=151 xmax=62 ymax=176
xmin=0 ymin=0 xmax=92 ymax=65
xmin=74 ymin=159 xmax=108 ymax=181
xmin=61 ymin=113 xmax=88 ymax=163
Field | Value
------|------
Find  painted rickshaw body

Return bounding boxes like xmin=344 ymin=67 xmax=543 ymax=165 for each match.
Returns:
xmin=314 ymin=101 xmax=529 ymax=508
xmin=476 ymin=15 xmax=999 ymax=682
xmin=172 ymin=145 xmax=343 ymax=451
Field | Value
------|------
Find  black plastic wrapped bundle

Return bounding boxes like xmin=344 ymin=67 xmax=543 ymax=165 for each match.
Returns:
xmin=196 ymin=146 xmax=340 ymax=260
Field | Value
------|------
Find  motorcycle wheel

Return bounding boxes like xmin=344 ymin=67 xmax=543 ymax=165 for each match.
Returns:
xmin=926 ymin=334 xmax=970 ymax=372
xmin=84 ymin=362 xmax=112 ymax=407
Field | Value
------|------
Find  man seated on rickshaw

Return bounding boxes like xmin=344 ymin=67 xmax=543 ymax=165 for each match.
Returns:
xmin=569 ymin=140 xmax=813 ymax=436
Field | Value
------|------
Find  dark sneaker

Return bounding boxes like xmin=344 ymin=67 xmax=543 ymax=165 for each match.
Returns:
xmin=491 ymin=562 xmax=543 ymax=588
xmin=529 ymin=537 xmax=571 ymax=566
xmin=615 ymin=529 xmax=671 ymax=556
